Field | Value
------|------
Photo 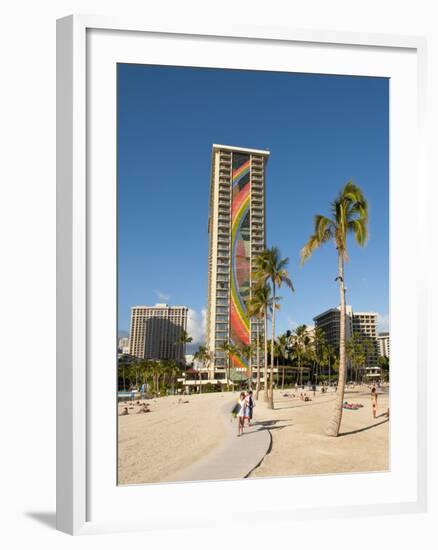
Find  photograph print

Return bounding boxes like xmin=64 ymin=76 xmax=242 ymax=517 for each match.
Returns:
xmin=117 ymin=64 xmax=390 ymax=485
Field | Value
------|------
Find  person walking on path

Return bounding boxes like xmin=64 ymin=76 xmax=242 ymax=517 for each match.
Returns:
xmin=247 ymin=390 xmax=255 ymax=427
xmin=236 ymin=392 xmax=248 ymax=437
xmin=371 ymin=386 xmax=378 ymax=418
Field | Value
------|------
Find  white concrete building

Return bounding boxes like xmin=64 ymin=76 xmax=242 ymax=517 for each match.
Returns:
xmin=118 ymin=336 xmax=130 ymax=355
xmin=377 ymin=331 xmax=390 ymax=358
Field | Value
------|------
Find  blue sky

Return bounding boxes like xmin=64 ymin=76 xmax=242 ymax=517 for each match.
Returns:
xmin=118 ymin=64 xmax=389 ymax=345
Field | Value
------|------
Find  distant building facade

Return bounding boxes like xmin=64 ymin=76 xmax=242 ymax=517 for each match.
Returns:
xmin=206 ymin=144 xmax=269 ymax=383
xmin=352 ymin=311 xmax=379 ymax=367
xmin=313 ymin=306 xmax=379 ymax=368
xmin=128 ymin=304 xmax=188 ymax=362
xmin=377 ymin=331 xmax=390 ymax=358
xmin=118 ymin=336 xmax=130 ymax=355
xmin=313 ymin=306 xmax=353 ymax=351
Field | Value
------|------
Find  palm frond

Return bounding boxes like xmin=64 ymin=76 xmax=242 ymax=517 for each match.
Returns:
xmin=300 ymin=234 xmax=320 ymax=264
xmin=314 ymin=215 xmax=334 ymax=242
xmin=342 ymin=180 xmax=367 ymax=203
xmin=348 ymin=218 xmax=368 ymax=246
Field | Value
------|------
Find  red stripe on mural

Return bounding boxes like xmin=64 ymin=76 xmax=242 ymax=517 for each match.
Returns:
xmin=230 ymin=301 xmax=250 ymax=346
xmin=232 ymin=186 xmax=250 ymax=218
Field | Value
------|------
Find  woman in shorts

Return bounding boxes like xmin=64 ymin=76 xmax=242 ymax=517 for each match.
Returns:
xmin=237 ymin=392 xmax=248 ymax=437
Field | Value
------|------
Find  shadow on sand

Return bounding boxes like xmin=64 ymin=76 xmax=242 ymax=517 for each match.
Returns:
xmin=251 ymin=419 xmax=293 ymax=432
xmin=339 ymin=418 xmax=389 ymax=437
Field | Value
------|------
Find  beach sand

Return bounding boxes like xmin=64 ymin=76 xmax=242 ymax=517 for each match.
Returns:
xmin=118 ymin=392 xmax=230 ymax=484
xmin=118 ymin=386 xmax=389 ymax=484
xmin=250 ymin=386 xmax=389 ymax=478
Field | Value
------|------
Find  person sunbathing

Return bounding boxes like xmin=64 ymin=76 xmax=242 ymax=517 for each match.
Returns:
xmin=343 ymin=401 xmax=363 ymax=410
xmin=119 ymin=407 xmax=129 ymax=416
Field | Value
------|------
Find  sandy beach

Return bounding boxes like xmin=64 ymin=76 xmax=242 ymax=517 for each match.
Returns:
xmin=118 ymin=392 xmax=230 ymax=484
xmin=250 ymin=386 xmax=389 ymax=478
xmin=118 ymin=385 xmax=389 ymax=485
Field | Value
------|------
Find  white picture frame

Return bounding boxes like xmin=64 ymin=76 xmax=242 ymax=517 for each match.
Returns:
xmin=56 ymin=14 xmax=428 ymax=535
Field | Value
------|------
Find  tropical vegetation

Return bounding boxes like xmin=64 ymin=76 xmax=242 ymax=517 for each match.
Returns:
xmin=254 ymin=246 xmax=294 ymax=409
xmin=301 ymin=181 xmax=369 ymax=437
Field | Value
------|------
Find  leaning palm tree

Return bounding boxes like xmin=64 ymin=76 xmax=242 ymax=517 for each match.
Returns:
xmin=255 ymin=247 xmax=294 ymax=410
xmin=246 ymin=285 xmax=271 ymax=400
xmin=301 ymin=180 xmax=368 ymax=436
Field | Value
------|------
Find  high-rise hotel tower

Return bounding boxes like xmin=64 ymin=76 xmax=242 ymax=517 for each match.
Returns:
xmin=206 ymin=144 xmax=269 ymax=382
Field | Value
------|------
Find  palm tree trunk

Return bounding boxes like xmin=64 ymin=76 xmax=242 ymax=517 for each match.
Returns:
xmin=326 ymin=253 xmax=347 ymax=437
xmin=281 ymin=363 xmax=285 ymax=390
xmin=328 ymin=355 xmax=331 ymax=387
xmin=268 ymin=284 xmax=276 ymax=409
xmin=263 ymin=310 xmax=268 ymax=402
xmin=255 ymin=323 xmax=261 ymax=400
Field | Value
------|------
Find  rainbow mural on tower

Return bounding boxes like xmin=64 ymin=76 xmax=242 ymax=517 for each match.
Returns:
xmin=230 ymin=153 xmax=251 ymax=371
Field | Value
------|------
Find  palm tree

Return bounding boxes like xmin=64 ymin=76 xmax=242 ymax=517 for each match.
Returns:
xmin=346 ymin=332 xmax=366 ymax=383
xmin=149 ymin=360 xmax=162 ymax=396
xmin=193 ymin=345 xmax=213 ymax=394
xmin=276 ymin=333 xmax=288 ymax=389
xmin=246 ymin=285 xmax=270 ymax=400
xmin=241 ymin=343 xmax=254 ymax=389
xmin=176 ymin=329 xmax=193 ymax=364
xmin=228 ymin=342 xmax=243 ymax=389
xmin=255 ymin=247 xmax=294 ymax=410
xmin=219 ymin=340 xmax=232 ymax=391
xmin=118 ymin=360 xmax=129 ymax=391
xmin=273 ymin=337 xmax=284 ymax=387
xmin=138 ymin=359 xmax=153 ymax=394
xmin=301 ymin=181 xmax=368 ymax=436
xmin=167 ymin=360 xmax=181 ymax=394
xmin=312 ymin=327 xmax=326 ymax=385
xmin=328 ymin=345 xmax=337 ymax=387
xmin=293 ymin=325 xmax=310 ymax=386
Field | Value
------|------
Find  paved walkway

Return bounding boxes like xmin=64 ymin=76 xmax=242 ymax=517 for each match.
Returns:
xmin=165 ymin=397 xmax=272 ymax=482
